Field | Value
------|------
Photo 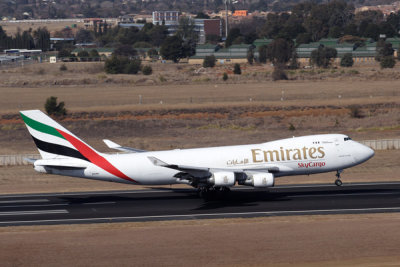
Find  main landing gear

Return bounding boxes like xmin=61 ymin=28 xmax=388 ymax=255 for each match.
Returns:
xmin=335 ymin=170 xmax=343 ymax=186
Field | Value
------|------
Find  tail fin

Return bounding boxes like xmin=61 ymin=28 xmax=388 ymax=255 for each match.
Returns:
xmin=20 ymin=110 xmax=99 ymax=161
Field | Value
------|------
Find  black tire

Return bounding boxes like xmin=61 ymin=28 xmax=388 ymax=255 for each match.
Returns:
xmin=335 ymin=179 xmax=343 ymax=186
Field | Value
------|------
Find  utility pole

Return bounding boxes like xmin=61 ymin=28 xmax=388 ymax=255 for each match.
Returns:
xmin=225 ymin=0 xmax=229 ymax=39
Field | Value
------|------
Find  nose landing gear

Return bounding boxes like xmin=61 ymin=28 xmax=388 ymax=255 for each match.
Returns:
xmin=335 ymin=170 xmax=343 ymax=186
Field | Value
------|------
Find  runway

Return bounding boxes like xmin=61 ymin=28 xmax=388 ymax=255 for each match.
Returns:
xmin=1 ymin=182 xmax=400 ymax=226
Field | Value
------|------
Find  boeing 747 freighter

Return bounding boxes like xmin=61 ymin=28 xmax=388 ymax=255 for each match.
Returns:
xmin=21 ymin=110 xmax=374 ymax=198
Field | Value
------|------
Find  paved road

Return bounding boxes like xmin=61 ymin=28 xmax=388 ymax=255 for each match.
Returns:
xmin=1 ymin=182 xmax=400 ymax=226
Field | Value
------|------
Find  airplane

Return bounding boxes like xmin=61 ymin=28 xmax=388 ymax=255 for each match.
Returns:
xmin=20 ymin=110 xmax=375 ymax=198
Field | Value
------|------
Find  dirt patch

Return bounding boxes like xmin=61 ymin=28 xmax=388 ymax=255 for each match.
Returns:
xmin=1 ymin=214 xmax=400 ymax=266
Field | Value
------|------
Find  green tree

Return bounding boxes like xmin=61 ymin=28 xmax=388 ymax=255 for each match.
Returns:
xmin=114 ymin=45 xmax=137 ymax=57
xmin=203 ymin=55 xmax=216 ymax=68
xmin=89 ymin=49 xmax=100 ymax=59
xmin=375 ymin=40 xmax=394 ymax=62
xmin=58 ymin=49 xmax=71 ymax=58
xmin=266 ymin=38 xmax=293 ymax=64
xmin=142 ymin=65 xmax=153 ymax=75
xmin=125 ymin=59 xmax=141 ymax=74
xmin=340 ymin=53 xmax=354 ymax=67
xmin=258 ymin=45 xmax=267 ymax=63
xmin=45 ymin=96 xmax=67 ymax=116
xmin=380 ymin=56 xmax=396 ymax=68
xmin=310 ymin=46 xmax=337 ymax=68
xmin=247 ymin=49 xmax=254 ymax=65
xmin=160 ymin=35 xmax=184 ymax=63
xmin=75 ymin=28 xmax=94 ymax=43
xmin=33 ymin=27 xmax=50 ymax=51
xmin=226 ymin=28 xmax=241 ymax=47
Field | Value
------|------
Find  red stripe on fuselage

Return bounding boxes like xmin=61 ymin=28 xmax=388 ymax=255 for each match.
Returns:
xmin=56 ymin=129 xmax=138 ymax=183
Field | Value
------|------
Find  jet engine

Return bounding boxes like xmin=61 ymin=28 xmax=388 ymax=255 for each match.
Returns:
xmin=242 ymin=172 xmax=274 ymax=188
xmin=207 ymin=171 xmax=236 ymax=187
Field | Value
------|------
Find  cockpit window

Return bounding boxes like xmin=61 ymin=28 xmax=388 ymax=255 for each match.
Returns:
xmin=344 ymin=137 xmax=352 ymax=141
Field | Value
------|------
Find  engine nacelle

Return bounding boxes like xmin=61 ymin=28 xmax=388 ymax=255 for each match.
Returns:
xmin=208 ymin=171 xmax=236 ymax=187
xmin=244 ymin=172 xmax=274 ymax=188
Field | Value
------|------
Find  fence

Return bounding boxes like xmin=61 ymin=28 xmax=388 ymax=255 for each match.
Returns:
xmin=360 ymin=139 xmax=400 ymax=150
xmin=0 ymin=139 xmax=399 ymax=166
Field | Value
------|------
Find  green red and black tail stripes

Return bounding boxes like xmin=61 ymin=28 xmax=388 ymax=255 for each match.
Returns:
xmin=20 ymin=110 xmax=137 ymax=183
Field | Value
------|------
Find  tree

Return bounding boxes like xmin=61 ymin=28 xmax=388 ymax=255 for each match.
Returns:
xmin=58 ymin=49 xmax=71 ymax=58
xmin=89 ymin=49 xmax=100 ymax=59
xmin=234 ymin=63 xmax=241 ymax=75
xmin=195 ymin=12 xmax=210 ymax=19
xmin=45 ymin=96 xmax=66 ymax=117
xmin=114 ymin=45 xmax=137 ymax=58
xmin=380 ymin=56 xmax=396 ymax=68
xmin=340 ymin=53 xmax=354 ymax=67
xmin=104 ymin=55 xmax=142 ymax=74
xmin=247 ymin=49 xmax=254 ymax=65
xmin=266 ymin=38 xmax=293 ymax=64
xmin=258 ymin=45 xmax=267 ymax=63
xmin=75 ymin=28 xmax=94 ymax=43
xmin=375 ymin=40 xmax=394 ymax=62
xmin=160 ymin=35 xmax=184 ymax=63
xmin=33 ymin=27 xmax=50 ymax=51
xmin=225 ymin=28 xmax=241 ymax=47
xmin=203 ymin=55 xmax=216 ymax=68
xmin=310 ymin=46 xmax=337 ymax=68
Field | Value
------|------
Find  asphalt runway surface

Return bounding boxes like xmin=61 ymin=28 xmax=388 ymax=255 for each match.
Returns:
xmin=1 ymin=182 xmax=400 ymax=226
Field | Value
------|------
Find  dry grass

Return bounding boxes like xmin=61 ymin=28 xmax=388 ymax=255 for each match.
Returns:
xmin=1 ymin=213 xmax=400 ymax=266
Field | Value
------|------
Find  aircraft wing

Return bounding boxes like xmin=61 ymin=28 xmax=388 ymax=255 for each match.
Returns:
xmin=103 ymin=139 xmax=147 ymax=153
xmin=148 ymin=156 xmax=283 ymax=180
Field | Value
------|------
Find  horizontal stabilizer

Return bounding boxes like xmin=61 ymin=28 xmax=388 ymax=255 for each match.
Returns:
xmin=34 ymin=159 xmax=88 ymax=169
xmin=103 ymin=139 xmax=147 ymax=153
xmin=23 ymin=158 xmax=38 ymax=164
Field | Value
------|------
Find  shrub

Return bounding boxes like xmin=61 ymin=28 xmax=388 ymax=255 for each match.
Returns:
xmin=104 ymin=56 xmax=141 ymax=74
xmin=77 ymin=50 xmax=89 ymax=61
xmin=125 ymin=59 xmax=142 ymax=74
xmin=380 ymin=56 xmax=396 ymax=68
xmin=310 ymin=46 xmax=337 ymax=68
xmin=59 ymin=64 xmax=67 ymax=71
xmin=349 ymin=104 xmax=363 ymax=118
xmin=142 ymin=65 xmax=153 ymax=75
xmin=222 ymin=72 xmax=228 ymax=81
xmin=340 ymin=53 xmax=354 ymax=67
xmin=233 ymin=63 xmax=241 ymax=75
xmin=45 ymin=96 xmax=67 ymax=116
xmin=203 ymin=55 xmax=216 ymax=68
xmin=58 ymin=49 xmax=71 ymax=58
xmin=272 ymin=67 xmax=288 ymax=81
xmin=289 ymin=123 xmax=296 ymax=131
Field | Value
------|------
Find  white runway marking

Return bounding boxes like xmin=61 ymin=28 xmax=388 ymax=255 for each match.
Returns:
xmin=82 ymin=202 xmax=116 ymax=205
xmin=0 ymin=199 xmax=49 ymax=204
xmin=0 ymin=209 xmax=68 ymax=216
xmin=0 ymin=203 xmax=68 ymax=209
xmin=1 ymin=207 xmax=399 ymax=225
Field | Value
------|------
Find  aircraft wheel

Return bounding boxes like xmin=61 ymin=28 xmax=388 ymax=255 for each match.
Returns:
xmin=335 ymin=179 xmax=343 ymax=186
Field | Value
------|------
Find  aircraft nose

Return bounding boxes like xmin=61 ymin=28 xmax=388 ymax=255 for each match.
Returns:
xmin=355 ymin=143 xmax=375 ymax=163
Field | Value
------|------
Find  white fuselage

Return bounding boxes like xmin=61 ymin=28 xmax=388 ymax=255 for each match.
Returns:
xmin=39 ymin=134 xmax=374 ymax=186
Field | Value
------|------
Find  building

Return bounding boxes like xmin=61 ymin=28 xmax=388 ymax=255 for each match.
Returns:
xmin=189 ymin=43 xmax=253 ymax=64
xmin=233 ymin=10 xmax=248 ymax=17
xmin=84 ymin=18 xmax=108 ymax=30
xmin=194 ymin=19 xmax=222 ymax=44
xmin=152 ymin=11 xmax=180 ymax=34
